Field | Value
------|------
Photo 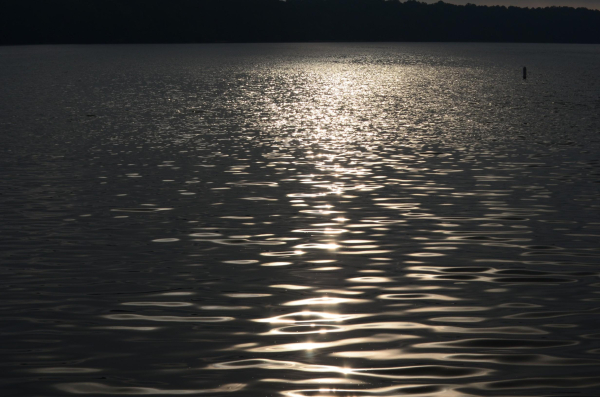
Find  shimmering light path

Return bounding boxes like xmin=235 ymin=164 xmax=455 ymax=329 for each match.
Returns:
xmin=1 ymin=43 xmax=600 ymax=396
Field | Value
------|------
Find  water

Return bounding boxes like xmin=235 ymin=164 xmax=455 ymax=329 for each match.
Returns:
xmin=1 ymin=43 xmax=600 ymax=396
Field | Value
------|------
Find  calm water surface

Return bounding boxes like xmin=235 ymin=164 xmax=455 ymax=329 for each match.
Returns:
xmin=1 ymin=43 xmax=600 ymax=396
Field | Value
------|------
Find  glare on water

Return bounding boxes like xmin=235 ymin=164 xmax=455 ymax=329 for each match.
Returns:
xmin=1 ymin=43 xmax=600 ymax=396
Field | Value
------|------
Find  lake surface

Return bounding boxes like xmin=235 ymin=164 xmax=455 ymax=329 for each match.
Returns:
xmin=1 ymin=43 xmax=600 ymax=397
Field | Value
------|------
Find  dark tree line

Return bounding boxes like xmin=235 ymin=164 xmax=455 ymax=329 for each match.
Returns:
xmin=1 ymin=0 xmax=599 ymax=45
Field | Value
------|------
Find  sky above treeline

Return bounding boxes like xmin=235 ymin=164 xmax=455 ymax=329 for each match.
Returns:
xmin=421 ymin=0 xmax=600 ymax=9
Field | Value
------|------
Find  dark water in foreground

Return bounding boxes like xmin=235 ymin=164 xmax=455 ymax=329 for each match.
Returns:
xmin=1 ymin=43 xmax=600 ymax=396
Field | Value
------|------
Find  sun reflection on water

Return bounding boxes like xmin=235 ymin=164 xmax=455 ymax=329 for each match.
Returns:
xmin=4 ymin=44 xmax=600 ymax=397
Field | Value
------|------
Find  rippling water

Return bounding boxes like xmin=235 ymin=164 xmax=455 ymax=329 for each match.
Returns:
xmin=1 ymin=43 xmax=600 ymax=396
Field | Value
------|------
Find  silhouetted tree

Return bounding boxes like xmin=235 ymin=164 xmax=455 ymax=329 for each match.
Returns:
xmin=1 ymin=0 xmax=599 ymax=45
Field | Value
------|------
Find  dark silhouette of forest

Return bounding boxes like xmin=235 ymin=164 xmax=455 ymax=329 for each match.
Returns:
xmin=2 ymin=0 xmax=599 ymax=45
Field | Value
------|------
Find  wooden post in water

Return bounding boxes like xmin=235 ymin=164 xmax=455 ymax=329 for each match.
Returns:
xmin=523 ymin=66 xmax=527 ymax=80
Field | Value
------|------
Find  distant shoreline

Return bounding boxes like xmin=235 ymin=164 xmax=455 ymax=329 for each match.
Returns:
xmin=3 ymin=41 xmax=600 ymax=48
xmin=2 ymin=0 xmax=600 ymax=46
